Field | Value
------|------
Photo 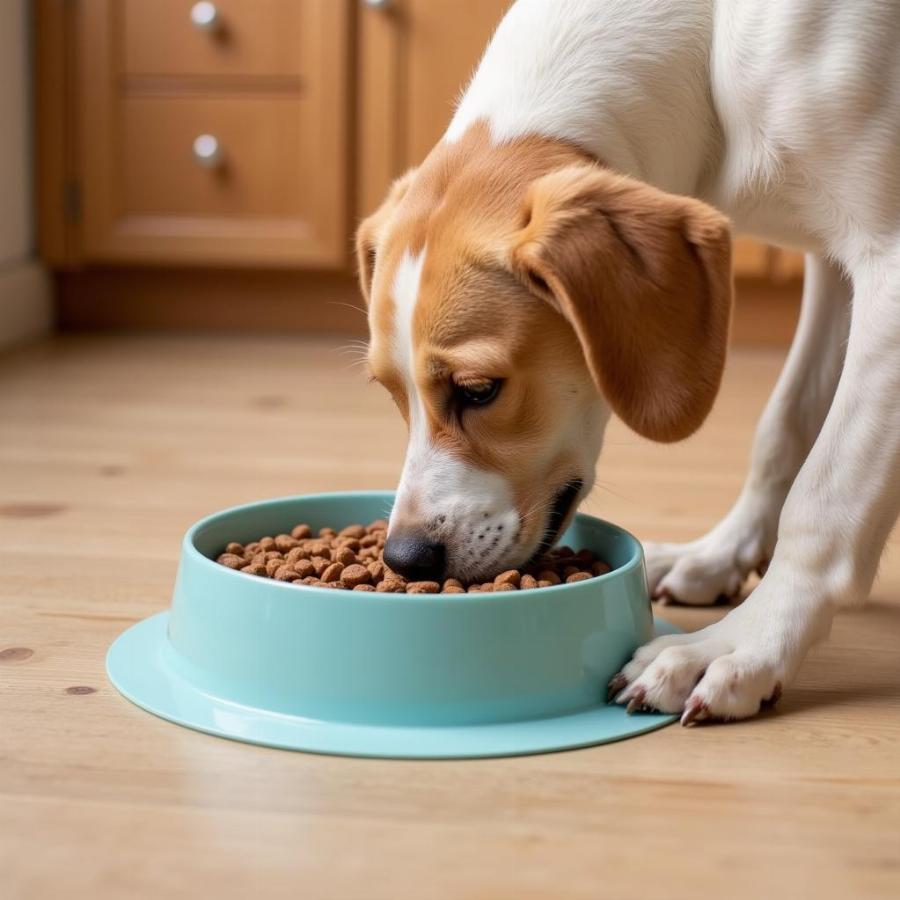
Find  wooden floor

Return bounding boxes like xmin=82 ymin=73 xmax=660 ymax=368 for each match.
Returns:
xmin=2 ymin=335 xmax=898 ymax=900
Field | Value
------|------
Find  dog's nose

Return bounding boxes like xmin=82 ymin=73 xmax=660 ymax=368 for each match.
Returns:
xmin=382 ymin=532 xmax=446 ymax=582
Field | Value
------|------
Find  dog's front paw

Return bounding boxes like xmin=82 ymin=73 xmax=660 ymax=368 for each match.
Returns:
xmin=610 ymin=624 xmax=786 ymax=723
xmin=643 ymin=501 xmax=777 ymax=606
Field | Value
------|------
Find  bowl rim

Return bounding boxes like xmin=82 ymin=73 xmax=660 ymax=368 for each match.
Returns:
xmin=184 ymin=490 xmax=645 ymax=603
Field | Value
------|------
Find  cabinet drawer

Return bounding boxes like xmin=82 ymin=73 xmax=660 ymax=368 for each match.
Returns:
xmin=122 ymin=0 xmax=304 ymax=79
xmin=122 ymin=97 xmax=306 ymax=219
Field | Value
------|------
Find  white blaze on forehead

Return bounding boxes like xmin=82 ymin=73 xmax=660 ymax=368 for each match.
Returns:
xmin=391 ymin=249 xmax=426 ymax=384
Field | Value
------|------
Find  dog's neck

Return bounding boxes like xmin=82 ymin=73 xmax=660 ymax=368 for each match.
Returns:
xmin=445 ymin=0 xmax=719 ymax=197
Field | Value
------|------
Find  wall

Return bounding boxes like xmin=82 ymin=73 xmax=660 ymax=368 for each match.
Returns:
xmin=0 ymin=0 xmax=52 ymax=349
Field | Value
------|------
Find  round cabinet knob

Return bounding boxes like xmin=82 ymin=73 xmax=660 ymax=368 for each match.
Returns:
xmin=192 ymin=134 xmax=223 ymax=168
xmin=190 ymin=2 xmax=220 ymax=31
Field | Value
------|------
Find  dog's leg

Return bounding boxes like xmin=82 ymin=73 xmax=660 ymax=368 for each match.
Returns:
xmin=644 ymin=255 xmax=851 ymax=605
xmin=614 ymin=254 xmax=900 ymax=720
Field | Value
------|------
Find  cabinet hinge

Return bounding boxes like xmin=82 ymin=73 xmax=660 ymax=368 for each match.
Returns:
xmin=63 ymin=180 xmax=81 ymax=222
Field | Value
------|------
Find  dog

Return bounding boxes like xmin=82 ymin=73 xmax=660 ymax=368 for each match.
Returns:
xmin=356 ymin=0 xmax=900 ymax=723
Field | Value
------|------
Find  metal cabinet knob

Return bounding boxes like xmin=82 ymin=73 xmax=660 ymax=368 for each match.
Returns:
xmin=192 ymin=134 xmax=223 ymax=168
xmin=190 ymin=2 xmax=220 ymax=31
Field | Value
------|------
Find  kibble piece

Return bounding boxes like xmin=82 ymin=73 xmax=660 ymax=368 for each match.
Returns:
xmin=321 ymin=562 xmax=344 ymax=583
xmin=311 ymin=556 xmax=330 ymax=576
xmin=259 ymin=537 xmax=276 ymax=552
xmin=494 ymin=582 xmax=518 ymax=591
xmin=274 ymin=565 xmax=300 ymax=582
xmin=339 ymin=524 xmax=367 ymax=540
xmin=225 ymin=542 xmax=244 ymax=555
xmin=563 ymin=565 xmax=581 ymax=579
xmin=241 ymin=563 xmax=267 ymax=576
xmin=494 ymin=570 xmax=521 ymax=588
xmin=367 ymin=519 xmax=389 ymax=533
xmin=265 ymin=558 xmax=284 ymax=577
xmin=217 ymin=553 xmax=244 ymax=570
xmin=407 ymin=581 xmax=441 ymax=594
xmin=294 ymin=559 xmax=315 ymax=579
xmin=368 ymin=560 xmax=385 ymax=582
xmin=552 ymin=545 xmax=574 ymax=559
xmin=340 ymin=564 xmax=372 ymax=588
xmin=480 ymin=582 xmax=495 ymax=593
xmin=442 ymin=585 xmax=465 ymax=594
xmin=244 ymin=541 xmax=261 ymax=555
xmin=291 ymin=524 xmax=312 ymax=540
xmin=537 ymin=570 xmax=561 ymax=585
xmin=307 ymin=541 xmax=332 ymax=559
xmin=336 ymin=546 xmax=358 ymax=566
xmin=520 ymin=574 xmax=538 ymax=590
xmin=591 ymin=560 xmax=612 ymax=576
xmin=337 ymin=537 xmax=361 ymax=552
xmin=376 ymin=580 xmax=399 ymax=592
xmin=443 ymin=578 xmax=463 ymax=590
xmin=275 ymin=534 xmax=298 ymax=553
xmin=319 ymin=527 xmax=337 ymax=539
xmin=537 ymin=579 xmax=554 ymax=588
xmin=566 ymin=571 xmax=592 ymax=583
xmin=359 ymin=534 xmax=378 ymax=548
xmin=286 ymin=547 xmax=308 ymax=564
xmin=353 ymin=584 xmax=376 ymax=592
xmin=467 ymin=585 xmax=481 ymax=593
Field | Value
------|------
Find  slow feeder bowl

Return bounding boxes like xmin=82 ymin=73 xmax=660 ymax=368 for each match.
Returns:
xmin=107 ymin=491 xmax=678 ymax=758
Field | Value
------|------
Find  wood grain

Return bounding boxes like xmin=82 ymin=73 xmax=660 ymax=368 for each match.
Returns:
xmin=1 ymin=335 xmax=898 ymax=899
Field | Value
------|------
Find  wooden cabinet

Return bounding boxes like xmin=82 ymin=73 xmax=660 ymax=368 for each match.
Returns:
xmin=62 ymin=0 xmax=349 ymax=267
xmin=37 ymin=0 xmax=801 ymax=341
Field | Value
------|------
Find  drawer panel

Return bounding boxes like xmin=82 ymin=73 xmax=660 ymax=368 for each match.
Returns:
xmin=121 ymin=97 xmax=307 ymax=219
xmin=122 ymin=0 xmax=304 ymax=79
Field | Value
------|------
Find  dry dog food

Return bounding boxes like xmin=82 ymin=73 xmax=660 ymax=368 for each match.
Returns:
xmin=216 ymin=519 xmax=611 ymax=594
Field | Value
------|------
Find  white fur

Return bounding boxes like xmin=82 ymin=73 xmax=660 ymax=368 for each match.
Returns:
xmin=388 ymin=251 xmax=525 ymax=581
xmin=444 ymin=0 xmax=900 ymax=719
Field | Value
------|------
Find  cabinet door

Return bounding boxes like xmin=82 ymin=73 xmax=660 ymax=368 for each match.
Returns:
xmin=78 ymin=0 xmax=349 ymax=267
xmin=358 ymin=0 xmax=509 ymax=216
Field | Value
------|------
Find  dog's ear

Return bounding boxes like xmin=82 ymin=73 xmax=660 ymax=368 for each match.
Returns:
xmin=511 ymin=165 xmax=732 ymax=442
xmin=355 ymin=169 xmax=418 ymax=304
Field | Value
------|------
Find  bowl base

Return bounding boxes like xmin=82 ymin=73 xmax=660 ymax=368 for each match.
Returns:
xmin=107 ymin=613 xmax=680 ymax=759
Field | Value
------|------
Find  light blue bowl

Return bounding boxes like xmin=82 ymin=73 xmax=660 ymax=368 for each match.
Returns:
xmin=107 ymin=491 xmax=677 ymax=757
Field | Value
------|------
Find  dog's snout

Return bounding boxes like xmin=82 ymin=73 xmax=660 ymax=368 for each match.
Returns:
xmin=383 ymin=532 xmax=446 ymax=582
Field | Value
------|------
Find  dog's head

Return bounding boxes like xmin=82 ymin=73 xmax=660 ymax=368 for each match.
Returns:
xmin=358 ymin=127 xmax=732 ymax=582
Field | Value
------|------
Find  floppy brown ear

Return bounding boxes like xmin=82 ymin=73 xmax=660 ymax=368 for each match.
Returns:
xmin=511 ymin=165 xmax=732 ymax=442
xmin=355 ymin=169 xmax=417 ymax=304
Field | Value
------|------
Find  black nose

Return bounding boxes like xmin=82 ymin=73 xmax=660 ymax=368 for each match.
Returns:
xmin=382 ymin=532 xmax=446 ymax=582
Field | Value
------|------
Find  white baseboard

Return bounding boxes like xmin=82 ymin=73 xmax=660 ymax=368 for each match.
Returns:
xmin=0 ymin=258 xmax=53 ymax=350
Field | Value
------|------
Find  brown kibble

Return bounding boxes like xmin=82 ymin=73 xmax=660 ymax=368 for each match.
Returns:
xmin=218 ymin=520 xmax=612 ymax=594
xmin=340 ymin=564 xmax=372 ymax=588
xmin=286 ymin=547 xmax=309 ymax=564
xmin=336 ymin=546 xmax=358 ymax=566
xmin=321 ymin=562 xmax=344 ymax=583
xmin=275 ymin=534 xmax=298 ymax=553
xmin=217 ymin=553 xmax=244 ymax=570
xmin=566 ymin=571 xmax=592 ymax=583
xmin=494 ymin=569 xmax=521 ymax=588
xmin=407 ymin=581 xmax=441 ymax=594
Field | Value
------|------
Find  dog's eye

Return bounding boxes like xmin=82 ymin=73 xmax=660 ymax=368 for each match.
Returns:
xmin=455 ymin=378 xmax=502 ymax=407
